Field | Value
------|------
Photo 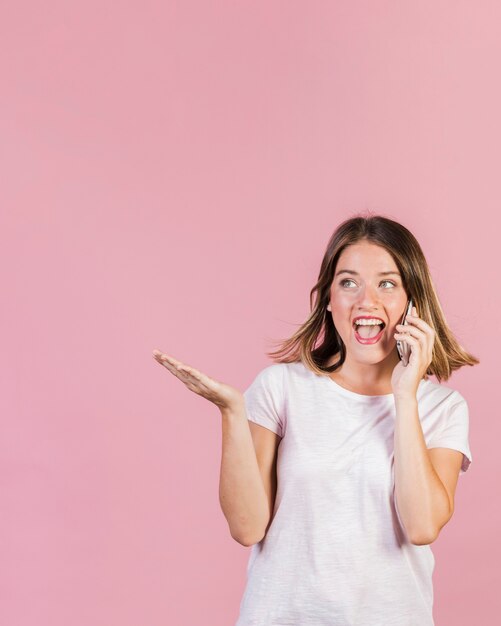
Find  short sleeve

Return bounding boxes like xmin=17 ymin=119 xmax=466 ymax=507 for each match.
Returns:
xmin=427 ymin=397 xmax=473 ymax=474
xmin=243 ymin=364 xmax=286 ymax=437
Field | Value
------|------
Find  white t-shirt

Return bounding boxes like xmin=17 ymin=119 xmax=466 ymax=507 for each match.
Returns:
xmin=235 ymin=360 xmax=472 ymax=626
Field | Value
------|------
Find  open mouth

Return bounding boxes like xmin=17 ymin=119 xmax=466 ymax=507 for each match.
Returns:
xmin=353 ymin=321 xmax=386 ymax=343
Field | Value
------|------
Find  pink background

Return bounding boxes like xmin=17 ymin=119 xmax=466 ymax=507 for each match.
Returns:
xmin=0 ymin=2 xmax=497 ymax=624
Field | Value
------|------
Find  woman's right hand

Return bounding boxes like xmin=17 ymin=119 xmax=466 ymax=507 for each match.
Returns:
xmin=152 ymin=349 xmax=244 ymax=412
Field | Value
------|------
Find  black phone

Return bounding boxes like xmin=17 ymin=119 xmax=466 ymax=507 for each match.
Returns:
xmin=396 ymin=299 xmax=414 ymax=367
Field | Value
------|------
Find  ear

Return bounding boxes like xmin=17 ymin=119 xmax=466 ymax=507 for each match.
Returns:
xmin=327 ymin=304 xmax=331 ymax=311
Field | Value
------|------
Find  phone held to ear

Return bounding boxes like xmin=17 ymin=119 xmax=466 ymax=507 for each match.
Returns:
xmin=396 ymin=299 xmax=414 ymax=367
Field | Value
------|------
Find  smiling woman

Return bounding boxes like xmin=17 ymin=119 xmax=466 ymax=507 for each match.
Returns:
xmin=234 ymin=211 xmax=479 ymax=626
xmin=265 ymin=213 xmax=479 ymax=383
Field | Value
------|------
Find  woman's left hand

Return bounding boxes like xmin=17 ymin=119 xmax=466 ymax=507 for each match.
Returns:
xmin=391 ymin=306 xmax=435 ymax=399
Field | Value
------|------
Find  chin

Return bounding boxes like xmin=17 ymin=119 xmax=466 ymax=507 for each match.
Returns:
xmin=350 ymin=346 xmax=394 ymax=363
xmin=353 ymin=354 xmax=386 ymax=365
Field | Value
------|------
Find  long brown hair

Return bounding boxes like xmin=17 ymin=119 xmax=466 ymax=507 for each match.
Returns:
xmin=266 ymin=211 xmax=479 ymax=383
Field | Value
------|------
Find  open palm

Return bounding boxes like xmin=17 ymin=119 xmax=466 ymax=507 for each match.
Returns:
xmin=152 ymin=349 xmax=244 ymax=412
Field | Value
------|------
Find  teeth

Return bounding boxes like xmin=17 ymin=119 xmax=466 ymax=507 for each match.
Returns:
xmin=354 ymin=319 xmax=384 ymax=326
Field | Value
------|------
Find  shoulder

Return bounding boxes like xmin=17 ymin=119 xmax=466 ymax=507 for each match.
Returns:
xmin=251 ymin=361 xmax=303 ymax=383
xmin=252 ymin=362 xmax=288 ymax=383
xmin=419 ymin=378 xmax=468 ymax=409
xmin=244 ymin=362 xmax=288 ymax=398
xmin=246 ymin=361 xmax=310 ymax=400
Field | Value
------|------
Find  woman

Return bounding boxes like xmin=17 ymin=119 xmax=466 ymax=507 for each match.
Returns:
xmin=153 ymin=213 xmax=478 ymax=625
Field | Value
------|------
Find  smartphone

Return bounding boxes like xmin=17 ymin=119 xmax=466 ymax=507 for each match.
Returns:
xmin=396 ymin=298 xmax=414 ymax=367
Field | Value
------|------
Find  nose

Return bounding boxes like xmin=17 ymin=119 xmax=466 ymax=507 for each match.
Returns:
xmin=356 ymin=284 xmax=381 ymax=308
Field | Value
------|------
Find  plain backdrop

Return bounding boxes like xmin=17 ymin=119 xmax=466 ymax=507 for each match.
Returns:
xmin=0 ymin=1 xmax=497 ymax=625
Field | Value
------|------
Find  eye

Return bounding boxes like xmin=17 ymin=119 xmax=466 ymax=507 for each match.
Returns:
xmin=340 ymin=279 xmax=396 ymax=288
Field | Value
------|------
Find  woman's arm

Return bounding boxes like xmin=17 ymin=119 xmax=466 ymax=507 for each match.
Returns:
xmin=152 ymin=350 xmax=269 ymax=546
xmin=393 ymin=396 xmax=452 ymax=545
xmin=219 ymin=403 xmax=271 ymax=546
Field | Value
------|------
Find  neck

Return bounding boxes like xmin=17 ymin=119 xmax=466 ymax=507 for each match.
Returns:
xmin=326 ymin=350 xmax=401 ymax=394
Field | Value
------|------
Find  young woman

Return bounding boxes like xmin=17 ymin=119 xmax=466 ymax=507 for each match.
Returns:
xmin=153 ymin=214 xmax=478 ymax=625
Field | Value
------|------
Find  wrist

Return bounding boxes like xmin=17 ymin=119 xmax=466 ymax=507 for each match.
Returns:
xmin=394 ymin=394 xmax=417 ymax=406
xmin=220 ymin=400 xmax=246 ymax=419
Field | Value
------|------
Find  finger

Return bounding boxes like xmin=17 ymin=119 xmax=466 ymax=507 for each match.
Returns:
xmin=176 ymin=365 xmax=200 ymax=379
xmin=395 ymin=332 xmax=433 ymax=365
xmin=400 ymin=322 xmax=431 ymax=344
xmin=395 ymin=324 xmax=424 ymax=339
xmin=153 ymin=351 xmax=177 ymax=363
xmin=155 ymin=357 xmax=180 ymax=374
xmin=154 ymin=352 xmax=185 ymax=369
xmin=176 ymin=365 xmax=214 ymax=387
xmin=404 ymin=315 xmax=434 ymax=335
xmin=394 ymin=332 xmax=419 ymax=346
xmin=154 ymin=354 xmax=210 ymax=386
xmin=153 ymin=352 xmax=186 ymax=373
xmin=396 ymin=328 xmax=428 ymax=353
xmin=159 ymin=360 xmax=196 ymax=384
xmin=153 ymin=349 xmax=179 ymax=362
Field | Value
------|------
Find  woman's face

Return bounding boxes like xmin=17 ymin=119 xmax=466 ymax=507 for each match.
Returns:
xmin=329 ymin=241 xmax=409 ymax=363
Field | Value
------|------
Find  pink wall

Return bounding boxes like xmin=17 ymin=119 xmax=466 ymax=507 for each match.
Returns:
xmin=0 ymin=2 xmax=496 ymax=624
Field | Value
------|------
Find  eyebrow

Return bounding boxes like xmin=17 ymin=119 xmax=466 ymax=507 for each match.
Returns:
xmin=335 ymin=270 xmax=401 ymax=277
